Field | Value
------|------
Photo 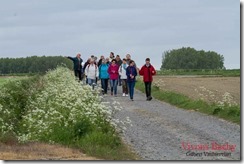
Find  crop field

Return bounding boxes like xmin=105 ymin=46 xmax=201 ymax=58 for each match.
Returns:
xmin=153 ymin=76 xmax=240 ymax=106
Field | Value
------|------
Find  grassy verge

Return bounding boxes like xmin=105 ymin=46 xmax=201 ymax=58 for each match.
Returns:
xmin=135 ymin=80 xmax=240 ymax=124
xmin=157 ymin=69 xmax=240 ymax=77
xmin=0 ymin=67 xmax=139 ymax=160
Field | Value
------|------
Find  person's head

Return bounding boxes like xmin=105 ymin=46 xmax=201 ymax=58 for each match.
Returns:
xmin=87 ymin=58 xmax=91 ymax=62
xmin=100 ymin=55 xmax=104 ymax=59
xmin=116 ymin=55 xmax=120 ymax=60
xmin=126 ymin=54 xmax=131 ymax=60
xmin=110 ymin=52 xmax=114 ymax=58
xmin=91 ymin=55 xmax=95 ymax=59
xmin=145 ymin=58 xmax=150 ymax=65
xmin=111 ymin=59 xmax=117 ymax=65
xmin=90 ymin=59 xmax=94 ymax=64
xmin=129 ymin=60 xmax=134 ymax=66
xmin=122 ymin=58 xmax=127 ymax=64
xmin=105 ymin=57 xmax=109 ymax=62
xmin=94 ymin=56 xmax=97 ymax=61
xmin=102 ymin=59 xmax=106 ymax=64
xmin=76 ymin=53 xmax=81 ymax=58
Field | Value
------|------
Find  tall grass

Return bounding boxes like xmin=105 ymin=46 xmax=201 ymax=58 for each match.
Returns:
xmin=136 ymin=80 xmax=240 ymax=124
xmin=0 ymin=67 xmax=138 ymax=160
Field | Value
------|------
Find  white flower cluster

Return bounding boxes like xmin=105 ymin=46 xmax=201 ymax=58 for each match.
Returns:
xmin=0 ymin=67 xmax=131 ymax=143
xmin=195 ymin=86 xmax=238 ymax=107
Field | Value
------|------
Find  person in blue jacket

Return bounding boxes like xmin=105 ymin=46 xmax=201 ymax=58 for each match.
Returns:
xmin=66 ymin=53 xmax=83 ymax=81
xmin=126 ymin=60 xmax=137 ymax=101
xmin=99 ymin=59 xmax=110 ymax=95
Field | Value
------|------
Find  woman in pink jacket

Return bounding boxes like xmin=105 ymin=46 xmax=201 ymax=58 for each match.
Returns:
xmin=108 ymin=59 xmax=119 ymax=96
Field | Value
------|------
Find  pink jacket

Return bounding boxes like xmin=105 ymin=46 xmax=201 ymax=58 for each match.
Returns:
xmin=108 ymin=64 xmax=119 ymax=80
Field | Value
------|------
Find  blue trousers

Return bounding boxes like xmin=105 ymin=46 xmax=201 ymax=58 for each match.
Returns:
xmin=127 ymin=81 xmax=135 ymax=99
xmin=110 ymin=79 xmax=118 ymax=95
xmin=88 ymin=78 xmax=96 ymax=86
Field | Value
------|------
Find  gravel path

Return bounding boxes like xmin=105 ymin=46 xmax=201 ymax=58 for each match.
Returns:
xmin=103 ymin=87 xmax=240 ymax=160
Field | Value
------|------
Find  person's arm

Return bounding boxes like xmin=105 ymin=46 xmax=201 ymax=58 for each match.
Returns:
xmin=126 ymin=67 xmax=130 ymax=77
xmin=85 ymin=66 xmax=88 ymax=76
xmin=152 ymin=66 xmax=156 ymax=76
xmin=139 ymin=66 xmax=144 ymax=76
xmin=96 ymin=67 xmax=99 ymax=78
xmin=67 ymin=56 xmax=75 ymax=61
xmin=115 ymin=65 xmax=119 ymax=74
xmin=134 ymin=67 xmax=138 ymax=77
xmin=119 ymin=66 xmax=122 ymax=76
xmin=107 ymin=65 xmax=111 ymax=75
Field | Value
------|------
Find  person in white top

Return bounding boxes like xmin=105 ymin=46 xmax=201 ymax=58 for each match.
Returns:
xmin=85 ymin=59 xmax=99 ymax=86
xmin=119 ymin=58 xmax=129 ymax=96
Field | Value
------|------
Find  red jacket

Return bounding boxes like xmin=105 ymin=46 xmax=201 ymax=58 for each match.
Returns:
xmin=139 ymin=64 xmax=156 ymax=82
xmin=108 ymin=64 xmax=119 ymax=80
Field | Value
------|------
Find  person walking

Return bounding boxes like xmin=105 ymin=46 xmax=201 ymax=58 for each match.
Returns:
xmin=85 ymin=59 xmax=99 ymax=86
xmin=98 ymin=55 xmax=105 ymax=67
xmin=99 ymin=59 xmax=109 ymax=95
xmin=116 ymin=55 xmax=123 ymax=86
xmin=119 ymin=58 xmax=129 ymax=97
xmin=139 ymin=58 xmax=156 ymax=101
xmin=126 ymin=60 xmax=137 ymax=101
xmin=66 ymin=53 xmax=83 ymax=81
xmin=108 ymin=59 xmax=119 ymax=96
xmin=109 ymin=52 xmax=115 ymax=63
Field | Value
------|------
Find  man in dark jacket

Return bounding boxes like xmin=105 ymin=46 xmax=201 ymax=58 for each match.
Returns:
xmin=66 ymin=53 xmax=83 ymax=81
xmin=139 ymin=58 xmax=156 ymax=101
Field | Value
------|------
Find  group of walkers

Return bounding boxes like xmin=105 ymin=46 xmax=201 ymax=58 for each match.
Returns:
xmin=66 ymin=52 xmax=156 ymax=101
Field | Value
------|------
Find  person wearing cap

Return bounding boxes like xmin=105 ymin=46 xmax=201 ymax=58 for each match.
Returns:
xmin=126 ymin=60 xmax=137 ymax=101
xmin=66 ymin=53 xmax=83 ymax=82
xmin=139 ymin=58 xmax=156 ymax=101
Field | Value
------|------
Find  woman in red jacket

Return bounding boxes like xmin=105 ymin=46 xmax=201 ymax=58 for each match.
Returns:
xmin=139 ymin=58 xmax=156 ymax=101
xmin=108 ymin=59 xmax=119 ymax=96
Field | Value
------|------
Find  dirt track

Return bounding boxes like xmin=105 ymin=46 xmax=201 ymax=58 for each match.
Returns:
xmin=0 ymin=142 xmax=99 ymax=160
xmin=153 ymin=76 xmax=240 ymax=105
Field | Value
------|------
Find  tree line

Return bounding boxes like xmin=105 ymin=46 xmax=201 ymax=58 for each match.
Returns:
xmin=161 ymin=47 xmax=225 ymax=70
xmin=0 ymin=56 xmax=73 ymax=75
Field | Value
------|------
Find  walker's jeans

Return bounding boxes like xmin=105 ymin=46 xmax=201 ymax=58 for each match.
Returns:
xmin=101 ymin=79 xmax=109 ymax=94
xmin=127 ymin=81 xmax=135 ymax=99
xmin=110 ymin=79 xmax=118 ymax=95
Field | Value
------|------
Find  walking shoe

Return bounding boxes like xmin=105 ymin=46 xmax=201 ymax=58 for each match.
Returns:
xmin=111 ymin=92 xmax=113 ymax=96
xmin=114 ymin=95 xmax=117 ymax=97
xmin=122 ymin=93 xmax=126 ymax=97
xmin=125 ymin=94 xmax=129 ymax=97
xmin=131 ymin=99 xmax=134 ymax=101
xmin=148 ymin=96 xmax=152 ymax=101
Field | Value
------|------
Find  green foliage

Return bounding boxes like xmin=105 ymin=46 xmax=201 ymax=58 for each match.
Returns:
xmin=0 ymin=67 xmax=137 ymax=160
xmin=136 ymin=80 xmax=240 ymax=124
xmin=0 ymin=56 xmax=73 ymax=75
xmin=161 ymin=47 xmax=225 ymax=70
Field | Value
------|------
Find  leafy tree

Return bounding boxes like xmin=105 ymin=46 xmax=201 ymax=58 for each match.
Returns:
xmin=161 ymin=47 xmax=225 ymax=70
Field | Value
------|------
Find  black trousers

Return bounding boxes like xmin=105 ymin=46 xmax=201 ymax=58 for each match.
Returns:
xmin=144 ymin=82 xmax=152 ymax=98
xmin=74 ymin=70 xmax=82 ymax=81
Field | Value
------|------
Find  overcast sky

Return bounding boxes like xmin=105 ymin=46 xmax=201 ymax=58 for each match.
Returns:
xmin=0 ymin=0 xmax=240 ymax=69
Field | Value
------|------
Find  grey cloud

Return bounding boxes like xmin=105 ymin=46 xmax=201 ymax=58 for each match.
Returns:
xmin=0 ymin=0 xmax=240 ymax=69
